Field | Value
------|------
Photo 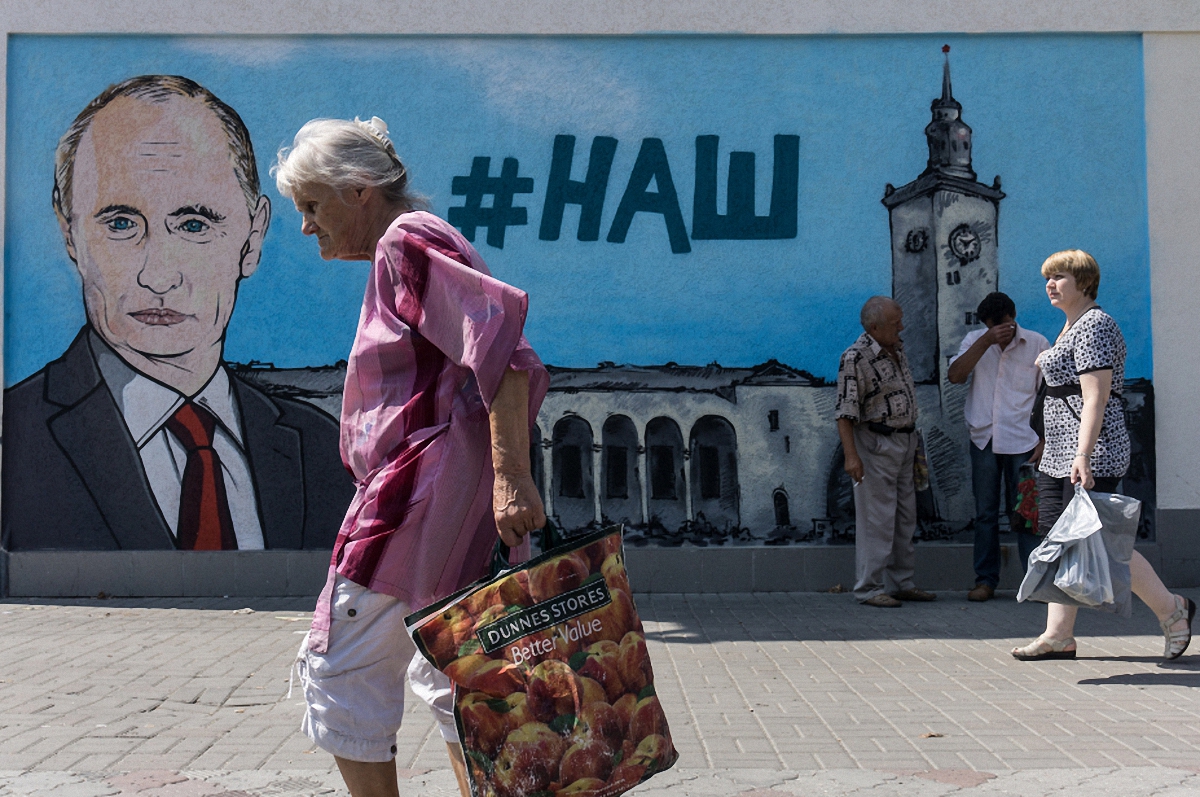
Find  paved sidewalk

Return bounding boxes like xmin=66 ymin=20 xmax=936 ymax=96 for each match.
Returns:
xmin=1 ymin=590 xmax=1198 ymax=796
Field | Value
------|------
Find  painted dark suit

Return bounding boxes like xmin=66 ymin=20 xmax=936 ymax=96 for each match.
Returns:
xmin=1 ymin=328 xmax=352 ymax=551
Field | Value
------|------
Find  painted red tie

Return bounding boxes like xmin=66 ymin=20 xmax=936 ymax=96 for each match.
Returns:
xmin=165 ymin=401 xmax=238 ymax=550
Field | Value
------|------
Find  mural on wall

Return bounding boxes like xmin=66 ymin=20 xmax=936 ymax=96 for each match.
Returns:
xmin=1 ymin=75 xmax=353 ymax=551
xmin=2 ymin=35 xmax=1155 ymax=552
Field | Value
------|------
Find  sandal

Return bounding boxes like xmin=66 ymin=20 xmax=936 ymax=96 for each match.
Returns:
xmin=1161 ymin=595 xmax=1197 ymax=660
xmin=1011 ymin=636 xmax=1076 ymax=661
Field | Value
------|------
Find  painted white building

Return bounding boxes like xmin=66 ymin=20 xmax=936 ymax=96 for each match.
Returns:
xmin=534 ymin=361 xmax=836 ymax=538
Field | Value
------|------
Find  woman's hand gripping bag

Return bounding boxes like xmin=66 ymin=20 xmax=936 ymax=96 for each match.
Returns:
xmin=406 ymin=526 xmax=678 ymax=797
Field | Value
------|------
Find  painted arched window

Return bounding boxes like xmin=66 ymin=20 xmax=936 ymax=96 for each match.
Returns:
xmin=773 ymin=489 xmax=791 ymax=527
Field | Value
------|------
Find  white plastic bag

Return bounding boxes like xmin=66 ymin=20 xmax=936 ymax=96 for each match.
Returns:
xmin=1052 ymin=498 xmax=1112 ymax=606
xmin=1017 ymin=484 xmax=1142 ymax=617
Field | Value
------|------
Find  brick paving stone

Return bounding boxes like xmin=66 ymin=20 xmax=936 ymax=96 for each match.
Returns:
xmin=2 ymin=591 xmax=1200 ymax=795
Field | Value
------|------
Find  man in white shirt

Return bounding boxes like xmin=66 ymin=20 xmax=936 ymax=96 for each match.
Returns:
xmin=2 ymin=75 xmax=351 ymax=552
xmin=948 ymin=292 xmax=1049 ymax=601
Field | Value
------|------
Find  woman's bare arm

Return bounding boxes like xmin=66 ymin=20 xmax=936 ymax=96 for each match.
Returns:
xmin=1072 ymin=369 xmax=1113 ymax=488
xmin=490 ymin=368 xmax=547 ymax=546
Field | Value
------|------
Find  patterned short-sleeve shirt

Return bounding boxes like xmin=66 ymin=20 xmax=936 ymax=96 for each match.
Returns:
xmin=835 ymin=333 xmax=918 ymax=428
xmin=1035 ymin=307 xmax=1129 ymax=478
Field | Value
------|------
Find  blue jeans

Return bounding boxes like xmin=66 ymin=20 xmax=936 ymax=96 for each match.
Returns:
xmin=970 ymin=441 xmax=1039 ymax=587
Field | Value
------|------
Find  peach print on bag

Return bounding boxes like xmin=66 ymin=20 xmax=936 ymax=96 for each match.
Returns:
xmin=408 ymin=526 xmax=678 ymax=797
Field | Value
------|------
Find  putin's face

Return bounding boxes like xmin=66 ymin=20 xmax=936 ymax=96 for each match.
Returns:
xmin=64 ymin=95 xmax=269 ymax=369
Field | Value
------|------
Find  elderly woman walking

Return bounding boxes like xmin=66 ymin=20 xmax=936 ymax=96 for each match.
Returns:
xmin=273 ymin=117 xmax=548 ymax=797
xmin=1011 ymin=250 xmax=1194 ymax=661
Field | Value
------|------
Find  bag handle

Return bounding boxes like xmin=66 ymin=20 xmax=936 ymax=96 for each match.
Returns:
xmin=490 ymin=518 xmax=565 ymax=577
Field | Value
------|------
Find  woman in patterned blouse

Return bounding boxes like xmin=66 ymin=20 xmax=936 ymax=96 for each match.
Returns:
xmin=1011 ymin=250 xmax=1194 ymax=661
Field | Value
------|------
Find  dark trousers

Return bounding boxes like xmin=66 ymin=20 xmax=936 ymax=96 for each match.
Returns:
xmin=970 ymin=441 xmax=1039 ymax=587
xmin=1035 ymin=473 xmax=1122 ymax=536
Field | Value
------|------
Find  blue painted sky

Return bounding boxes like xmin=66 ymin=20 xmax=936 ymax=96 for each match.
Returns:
xmin=4 ymin=34 xmax=1150 ymax=384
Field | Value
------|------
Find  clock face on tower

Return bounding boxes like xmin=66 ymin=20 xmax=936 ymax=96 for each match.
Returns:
xmin=948 ymin=224 xmax=981 ymax=264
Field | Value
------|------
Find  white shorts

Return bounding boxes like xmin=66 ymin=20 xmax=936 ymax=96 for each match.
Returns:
xmin=296 ymin=575 xmax=458 ymax=762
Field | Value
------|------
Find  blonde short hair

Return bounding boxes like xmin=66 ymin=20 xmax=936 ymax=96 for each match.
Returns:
xmin=1040 ymin=249 xmax=1100 ymax=300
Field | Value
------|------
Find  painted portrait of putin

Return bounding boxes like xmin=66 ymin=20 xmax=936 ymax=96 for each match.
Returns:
xmin=1 ymin=75 xmax=351 ymax=551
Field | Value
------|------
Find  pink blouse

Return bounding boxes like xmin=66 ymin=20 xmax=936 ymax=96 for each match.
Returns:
xmin=308 ymin=212 xmax=548 ymax=653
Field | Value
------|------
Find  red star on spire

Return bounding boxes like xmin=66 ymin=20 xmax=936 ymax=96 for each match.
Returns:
xmin=942 ymin=44 xmax=951 ymax=54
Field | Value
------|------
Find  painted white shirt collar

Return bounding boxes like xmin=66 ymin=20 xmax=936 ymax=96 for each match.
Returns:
xmin=89 ymin=333 xmax=245 ymax=450
xmin=87 ymin=331 xmax=264 ymax=549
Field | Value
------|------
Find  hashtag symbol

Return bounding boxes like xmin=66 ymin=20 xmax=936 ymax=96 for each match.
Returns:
xmin=447 ymin=157 xmax=534 ymax=249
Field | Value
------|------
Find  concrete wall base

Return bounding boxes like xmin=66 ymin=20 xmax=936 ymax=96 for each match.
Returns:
xmin=1 ymin=542 xmax=1174 ymax=598
xmin=1157 ymin=509 xmax=1200 ymax=588
xmin=3 ymin=550 xmax=332 ymax=598
xmin=622 ymin=543 xmax=1163 ymax=593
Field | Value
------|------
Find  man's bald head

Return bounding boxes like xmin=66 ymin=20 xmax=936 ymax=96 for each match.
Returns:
xmin=860 ymin=296 xmax=904 ymax=351
xmin=53 ymin=74 xmax=260 ymax=229
xmin=860 ymin=296 xmax=900 ymax=331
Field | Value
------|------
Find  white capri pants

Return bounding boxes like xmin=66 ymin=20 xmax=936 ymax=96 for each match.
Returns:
xmin=296 ymin=575 xmax=458 ymax=762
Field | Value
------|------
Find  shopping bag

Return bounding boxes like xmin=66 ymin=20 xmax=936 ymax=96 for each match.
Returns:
xmin=1089 ymin=489 xmax=1142 ymax=614
xmin=406 ymin=525 xmax=678 ymax=797
xmin=1011 ymin=462 xmax=1038 ymax=534
xmin=1017 ymin=484 xmax=1141 ymax=617
xmin=1043 ymin=485 xmax=1110 ymax=606
xmin=1053 ymin=517 xmax=1112 ymax=606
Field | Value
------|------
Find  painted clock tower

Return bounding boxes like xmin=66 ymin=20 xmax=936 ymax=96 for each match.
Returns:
xmin=881 ymin=47 xmax=1005 ymax=524
xmin=882 ymin=47 xmax=1005 ymax=385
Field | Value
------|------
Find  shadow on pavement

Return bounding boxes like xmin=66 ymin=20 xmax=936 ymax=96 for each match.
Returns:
xmin=636 ymin=588 xmax=1200 ymax=644
xmin=1078 ymin=672 xmax=1200 ymax=687
xmin=1077 ymin=654 xmax=1199 ymax=665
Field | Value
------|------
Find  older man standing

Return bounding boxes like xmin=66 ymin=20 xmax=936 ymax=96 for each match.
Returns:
xmin=836 ymin=296 xmax=936 ymax=607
